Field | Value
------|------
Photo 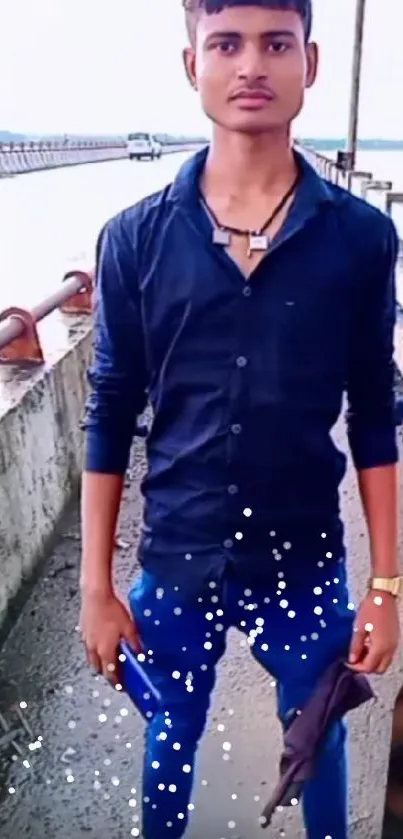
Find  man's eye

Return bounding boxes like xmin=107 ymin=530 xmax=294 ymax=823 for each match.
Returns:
xmin=268 ymin=41 xmax=289 ymax=54
xmin=217 ymin=41 xmax=237 ymax=55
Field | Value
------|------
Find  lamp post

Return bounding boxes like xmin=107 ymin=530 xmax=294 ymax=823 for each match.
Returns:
xmin=336 ymin=0 xmax=367 ymax=172
xmin=346 ymin=0 xmax=367 ymax=169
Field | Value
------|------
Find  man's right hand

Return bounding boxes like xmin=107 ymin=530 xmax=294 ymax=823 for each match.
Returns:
xmin=79 ymin=588 xmax=142 ymax=686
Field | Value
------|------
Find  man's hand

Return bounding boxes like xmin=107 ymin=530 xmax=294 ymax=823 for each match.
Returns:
xmin=79 ymin=588 xmax=142 ymax=686
xmin=348 ymin=591 xmax=400 ymax=674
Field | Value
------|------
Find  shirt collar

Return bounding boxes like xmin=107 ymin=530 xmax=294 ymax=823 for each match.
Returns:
xmin=167 ymin=144 xmax=336 ymax=213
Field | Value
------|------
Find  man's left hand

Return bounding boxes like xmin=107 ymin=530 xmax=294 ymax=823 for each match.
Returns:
xmin=348 ymin=591 xmax=400 ymax=674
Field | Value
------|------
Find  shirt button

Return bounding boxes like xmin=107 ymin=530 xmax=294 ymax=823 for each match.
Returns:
xmin=236 ymin=356 xmax=247 ymax=368
xmin=228 ymin=484 xmax=238 ymax=495
xmin=231 ymin=423 xmax=242 ymax=435
xmin=243 ymin=286 xmax=251 ymax=297
xmin=223 ymin=538 xmax=234 ymax=549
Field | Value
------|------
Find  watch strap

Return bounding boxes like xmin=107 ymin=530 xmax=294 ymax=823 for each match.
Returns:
xmin=368 ymin=576 xmax=403 ymax=598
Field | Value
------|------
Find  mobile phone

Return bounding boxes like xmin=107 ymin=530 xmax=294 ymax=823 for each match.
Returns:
xmin=117 ymin=639 xmax=161 ymax=721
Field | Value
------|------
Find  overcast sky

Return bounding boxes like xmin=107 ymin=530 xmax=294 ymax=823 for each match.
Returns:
xmin=0 ymin=0 xmax=402 ymax=138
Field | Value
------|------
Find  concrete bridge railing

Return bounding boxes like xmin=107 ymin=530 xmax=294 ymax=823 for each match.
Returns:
xmin=297 ymin=142 xmax=403 ymax=237
xmin=297 ymin=143 xmax=403 ymax=377
xmin=0 ymin=271 xmax=95 ymax=635
xmin=0 ymin=141 xmax=205 ymax=634
xmin=0 ymin=138 xmax=203 ymax=178
xmin=0 ymin=138 xmax=128 ymax=177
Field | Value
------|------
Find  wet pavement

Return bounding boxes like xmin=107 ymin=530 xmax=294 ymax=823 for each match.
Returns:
xmin=1 ymin=423 xmax=403 ymax=839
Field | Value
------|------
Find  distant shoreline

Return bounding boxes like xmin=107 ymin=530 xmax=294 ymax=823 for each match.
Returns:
xmin=300 ymin=139 xmax=403 ymax=152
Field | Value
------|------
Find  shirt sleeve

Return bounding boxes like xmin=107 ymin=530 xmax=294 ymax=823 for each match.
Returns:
xmin=346 ymin=215 xmax=399 ymax=470
xmin=83 ymin=212 xmax=148 ymax=473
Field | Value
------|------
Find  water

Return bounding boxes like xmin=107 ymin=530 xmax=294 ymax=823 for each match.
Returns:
xmin=356 ymin=150 xmax=403 ymax=186
xmin=0 ymin=150 xmax=402 ymax=314
xmin=0 ymin=154 xmax=192 ymax=312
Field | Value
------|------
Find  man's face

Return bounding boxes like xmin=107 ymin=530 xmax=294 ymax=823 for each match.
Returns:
xmin=184 ymin=5 xmax=317 ymax=134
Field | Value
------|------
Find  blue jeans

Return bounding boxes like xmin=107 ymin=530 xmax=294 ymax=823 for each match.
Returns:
xmin=129 ymin=562 xmax=355 ymax=839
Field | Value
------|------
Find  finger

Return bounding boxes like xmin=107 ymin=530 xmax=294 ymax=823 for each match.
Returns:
xmin=86 ymin=648 xmax=102 ymax=676
xmin=348 ymin=661 xmax=371 ymax=673
xmin=375 ymin=654 xmax=393 ymax=675
xmin=364 ymin=644 xmax=391 ymax=674
xmin=100 ymin=650 xmax=119 ymax=685
xmin=348 ymin=629 xmax=367 ymax=664
xmin=350 ymin=648 xmax=383 ymax=674
xmin=124 ymin=620 xmax=144 ymax=654
xmin=104 ymin=660 xmax=119 ymax=686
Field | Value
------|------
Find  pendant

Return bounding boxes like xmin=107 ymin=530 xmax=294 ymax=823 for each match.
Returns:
xmin=213 ymin=227 xmax=231 ymax=247
xmin=248 ymin=232 xmax=269 ymax=257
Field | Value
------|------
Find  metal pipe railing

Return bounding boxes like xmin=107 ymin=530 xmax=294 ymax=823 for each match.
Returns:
xmin=0 ymin=271 xmax=93 ymax=364
xmin=0 ymin=275 xmax=84 ymax=348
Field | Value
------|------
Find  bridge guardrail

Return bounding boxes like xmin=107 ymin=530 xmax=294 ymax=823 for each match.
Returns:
xmin=0 ymin=139 xmax=204 ymax=178
xmin=297 ymin=142 xmax=403 ymax=419
xmin=297 ymin=142 xmax=403 ymax=233
xmin=0 ymin=138 xmax=128 ymax=178
xmin=0 ymin=271 xmax=94 ymax=364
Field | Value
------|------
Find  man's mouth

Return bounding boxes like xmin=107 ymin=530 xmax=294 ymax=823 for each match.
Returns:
xmin=230 ymin=89 xmax=276 ymax=107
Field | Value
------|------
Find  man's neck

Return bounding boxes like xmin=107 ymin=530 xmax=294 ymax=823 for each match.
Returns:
xmin=203 ymin=127 xmax=298 ymax=199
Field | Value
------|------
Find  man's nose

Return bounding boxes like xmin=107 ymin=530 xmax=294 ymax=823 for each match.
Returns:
xmin=236 ymin=46 xmax=267 ymax=81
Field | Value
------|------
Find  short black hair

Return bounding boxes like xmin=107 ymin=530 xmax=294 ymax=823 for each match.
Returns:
xmin=183 ymin=0 xmax=313 ymax=41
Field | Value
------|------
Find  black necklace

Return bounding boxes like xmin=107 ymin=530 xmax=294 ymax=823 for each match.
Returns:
xmin=201 ymin=172 xmax=300 ymax=258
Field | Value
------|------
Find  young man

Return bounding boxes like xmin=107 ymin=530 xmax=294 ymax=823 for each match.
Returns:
xmin=79 ymin=2 xmax=401 ymax=837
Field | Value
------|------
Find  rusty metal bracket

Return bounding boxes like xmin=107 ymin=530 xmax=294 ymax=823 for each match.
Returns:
xmin=0 ymin=307 xmax=44 ymax=364
xmin=60 ymin=270 xmax=94 ymax=314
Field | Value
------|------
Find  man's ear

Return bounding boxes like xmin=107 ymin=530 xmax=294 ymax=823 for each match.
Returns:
xmin=183 ymin=47 xmax=197 ymax=89
xmin=305 ymin=41 xmax=318 ymax=89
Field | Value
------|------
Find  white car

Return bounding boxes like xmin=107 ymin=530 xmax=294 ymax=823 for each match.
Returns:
xmin=127 ymin=132 xmax=162 ymax=160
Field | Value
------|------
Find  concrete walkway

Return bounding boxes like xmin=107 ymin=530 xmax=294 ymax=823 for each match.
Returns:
xmin=0 ymin=425 xmax=403 ymax=839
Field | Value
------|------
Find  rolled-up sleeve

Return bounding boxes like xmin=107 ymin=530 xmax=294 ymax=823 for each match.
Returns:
xmin=346 ymin=216 xmax=399 ymax=470
xmin=83 ymin=212 xmax=148 ymax=473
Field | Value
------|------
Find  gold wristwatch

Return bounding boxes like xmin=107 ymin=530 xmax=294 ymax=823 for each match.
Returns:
xmin=368 ymin=576 xmax=403 ymax=598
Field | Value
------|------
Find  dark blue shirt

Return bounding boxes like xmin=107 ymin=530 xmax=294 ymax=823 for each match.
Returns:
xmin=84 ymin=147 xmax=399 ymax=592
